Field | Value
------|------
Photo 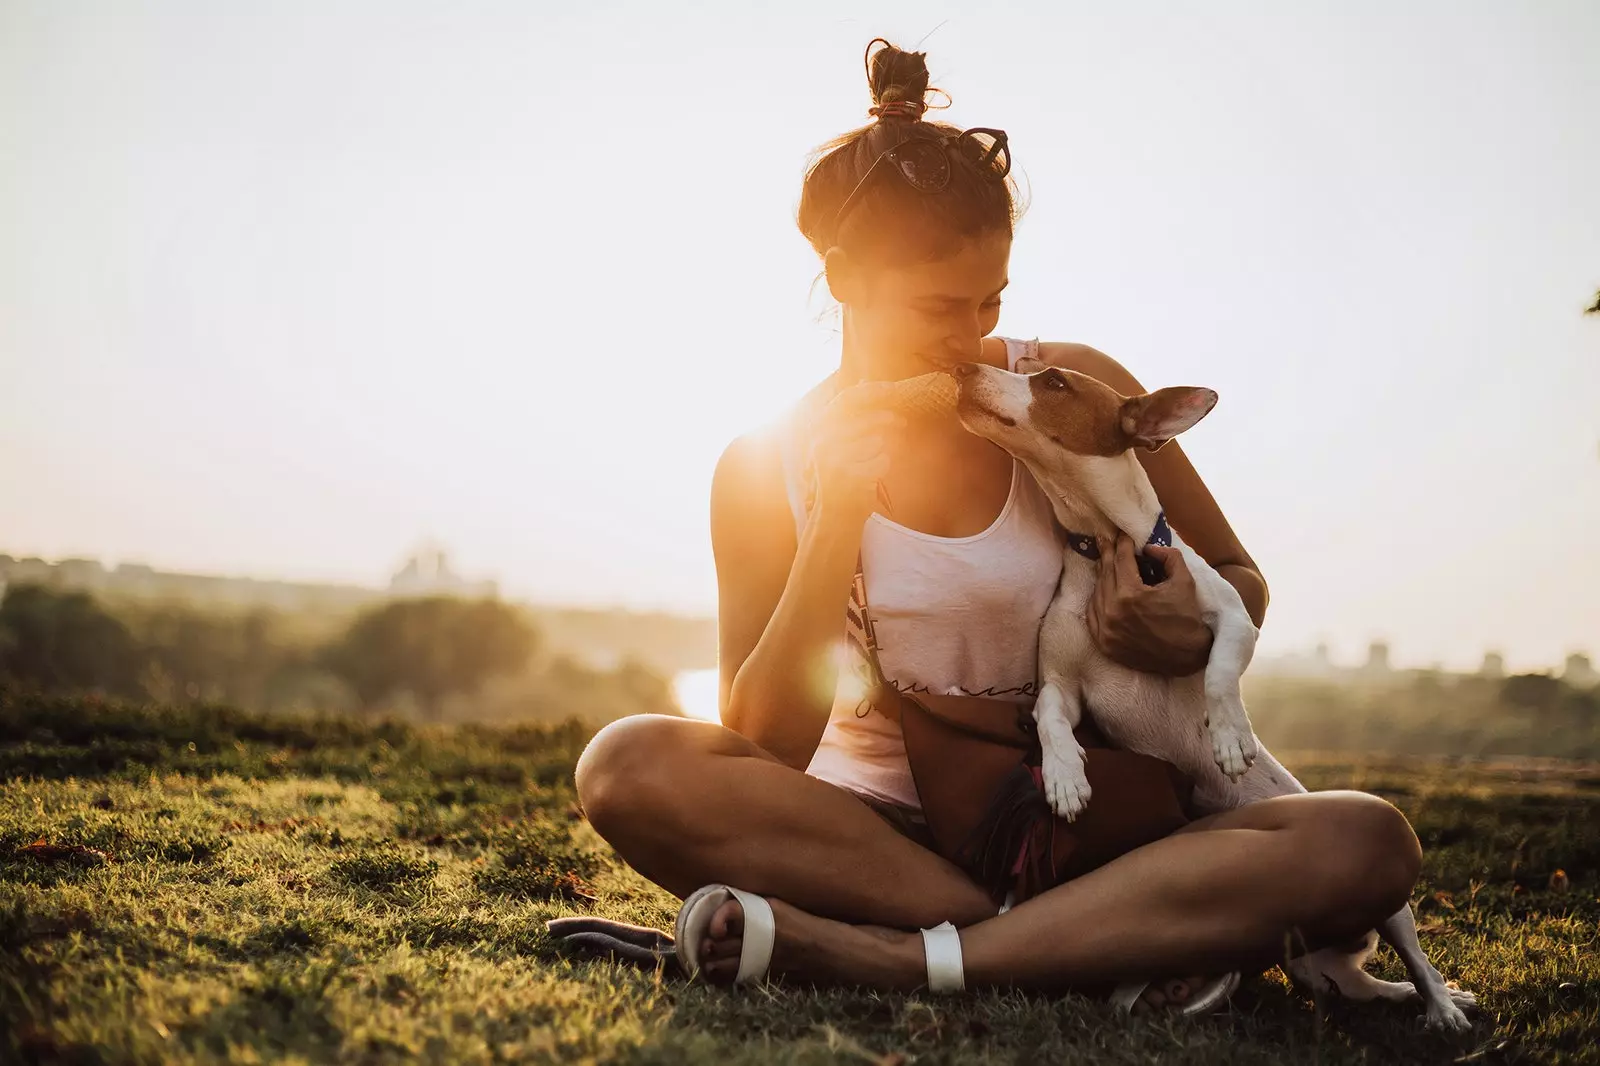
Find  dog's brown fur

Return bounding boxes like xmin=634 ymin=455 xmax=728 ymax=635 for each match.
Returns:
xmin=961 ymin=366 xmax=1219 ymax=460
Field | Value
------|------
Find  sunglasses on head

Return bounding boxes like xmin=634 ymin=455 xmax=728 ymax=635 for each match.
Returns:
xmin=832 ymin=127 xmax=1012 ymax=238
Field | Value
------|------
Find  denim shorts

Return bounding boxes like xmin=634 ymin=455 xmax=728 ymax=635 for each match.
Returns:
xmin=837 ymin=784 xmax=940 ymax=853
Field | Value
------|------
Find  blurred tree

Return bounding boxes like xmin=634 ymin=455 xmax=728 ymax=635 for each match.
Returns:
xmin=323 ymin=597 xmax=538 ymax=718
xmin=1501 ymin=672 xmax=1562 ymax=711
xmin=122 ymin=603 xmax=305 ymax=707
xmin=0 ymin=584 xmax=141 ymax=696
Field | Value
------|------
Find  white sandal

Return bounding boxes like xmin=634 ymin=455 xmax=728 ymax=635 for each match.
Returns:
xmin=672 ymin=882 xmax=974 ymax=992
xmin=920 ymin=920 xmax=966 ymax=992
xmin=918 ymin=889 xmax=1017 ymax=993
xmin=674 ymin=884 xmax=776 ymax=984
xmin=1110 ymin=971 xmax=1241 ymax=1016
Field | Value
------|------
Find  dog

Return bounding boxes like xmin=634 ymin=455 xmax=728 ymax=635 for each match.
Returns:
xmin=950 ymin=357 xmax=1476 ymax=1031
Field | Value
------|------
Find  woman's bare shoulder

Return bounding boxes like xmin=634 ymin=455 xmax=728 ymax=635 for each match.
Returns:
xmin=713 ymin=369 xmax=840 ymax=491
xmin=713 ymin=430 xmax=785 ymax=510
xmin=716 ymin=428 xmax=784 ymax=486
xmin=711 ymin=422 xmax=800 ymax=549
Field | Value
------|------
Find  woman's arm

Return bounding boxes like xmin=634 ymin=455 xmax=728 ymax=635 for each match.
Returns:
xmin=1038 ymin=342 xmax=1270 ymax=671
xmin=710 ymin=401 xmax=900 ymax=769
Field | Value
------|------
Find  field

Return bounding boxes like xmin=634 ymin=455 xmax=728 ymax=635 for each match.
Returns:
xmin=2 ymin=691 xmax=1597 ymax=1064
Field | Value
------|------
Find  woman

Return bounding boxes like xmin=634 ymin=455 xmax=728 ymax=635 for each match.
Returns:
xmin=574 ymin=40 xmax=1421 ymax=1010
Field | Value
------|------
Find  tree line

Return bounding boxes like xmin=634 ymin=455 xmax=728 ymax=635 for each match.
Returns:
xmin=1246 ymin=669 xmax=1600 ymax=761
xmin=0 ymin=584 xmax=675 ymax=724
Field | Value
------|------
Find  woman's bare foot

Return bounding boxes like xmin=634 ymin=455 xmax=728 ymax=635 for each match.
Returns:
xmin=696 ymin=894 xmax=927 ymax=989
xmin=1135 ymin=975 xmax=1217 ymax=1012
xmin=692 ymin=896 xmax=1227 ymax=1012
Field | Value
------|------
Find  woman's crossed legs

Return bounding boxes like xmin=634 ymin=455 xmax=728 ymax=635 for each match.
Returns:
xmin=574 ymin=714 xmax=1420 ymax=996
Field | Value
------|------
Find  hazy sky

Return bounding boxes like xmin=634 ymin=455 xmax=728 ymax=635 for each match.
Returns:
xmin=2 ymin=1 xmax=1597 ymax=671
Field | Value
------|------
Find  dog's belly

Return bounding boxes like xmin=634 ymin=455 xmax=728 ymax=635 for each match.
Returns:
xmin=1077 ymin=656 xmax=1306 ymax=814
xmin=1039 ymin=571 xmax=1302 ymax=814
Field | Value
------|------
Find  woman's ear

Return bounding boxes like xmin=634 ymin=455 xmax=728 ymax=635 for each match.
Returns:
xmin=823 ymin=246 xmax=863 ymax=306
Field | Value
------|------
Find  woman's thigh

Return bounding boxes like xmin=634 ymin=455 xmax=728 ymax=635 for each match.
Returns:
xmin=1168 ymin=789 xmax=1422 ymax=937
xmin=575 ymin=714 xmax=999 ymax=928
xmin=1174 ymin=788 xmax=1419 ymax=847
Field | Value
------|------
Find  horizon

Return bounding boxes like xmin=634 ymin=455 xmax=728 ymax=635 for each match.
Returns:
xmin=2 ymin=544 xmax=1591 ymax=676
xmin=3 ymin=1 xmax=1598 ymax=673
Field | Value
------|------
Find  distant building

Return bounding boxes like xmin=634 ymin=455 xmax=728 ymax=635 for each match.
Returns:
xmin=1255 ymin=641 xmax=1337 ymax=679
xmin=1362 ymin=641 xmax=1392 ymax=675
xmin=1479 ymin=651 xmax=1506 ymax=679
xmin=0 ymin=543 xmax=494 ymax=613
xmin=388 ymin=543 xmax=498 ymax=599
xmin=1563 ymin=653 xmax=1598 ymax=687
xmin=10 ymin=557 xmax=52 ymax=586
xmin=55 ymin=558 xmax=107 ymax=590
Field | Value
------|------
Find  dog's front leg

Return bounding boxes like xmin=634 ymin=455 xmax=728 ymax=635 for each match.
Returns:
xmin=1379 ymin=904 xmax=1476 ymax=1031
xmin=1189 ymin=552 xmax=1260 ymax=781
xmin=1035 ymin=677 xmax=1091 ymax=821
xmin=1036 ymin=600 xmax=1094 ymax=821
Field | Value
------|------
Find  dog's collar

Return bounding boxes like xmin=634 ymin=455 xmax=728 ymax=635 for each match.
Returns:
xmin=1062 ymin=512 xmax=1171 ymax=587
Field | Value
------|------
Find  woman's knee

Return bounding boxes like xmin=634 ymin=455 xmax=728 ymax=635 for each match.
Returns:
xmin=1304 ymin=791 xmax=1422 ymax=918
xmin=574 ymin=714 xmax=693 ymax=837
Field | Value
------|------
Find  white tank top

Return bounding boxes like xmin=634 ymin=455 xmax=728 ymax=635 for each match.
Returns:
xmin=777 ymin=337 xmax=1066 ymax=810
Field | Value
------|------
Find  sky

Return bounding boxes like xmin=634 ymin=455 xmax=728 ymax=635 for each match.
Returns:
xmin=1 ymin=0 xmax=1597 ymax=672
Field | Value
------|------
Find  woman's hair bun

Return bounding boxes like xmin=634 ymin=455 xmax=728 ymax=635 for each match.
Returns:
xmin=795 ymin=37 xmax=1019 ymax=261
xmin=865 ymin=38 xmax=931 ymax=119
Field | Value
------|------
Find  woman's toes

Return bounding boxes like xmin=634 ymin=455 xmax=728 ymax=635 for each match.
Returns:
xmin=1169 ymin=976 xmax=1210 ymax=1004
xmin=709 ymin=899 xmax=744 ymax=939
xmin=706 ymin=935 xmax=743 ymax=961
xmin=1138 ymin=975 xmax=1210 ymax=1012
xmin=698 ymin=898 xmax=747 ymax=984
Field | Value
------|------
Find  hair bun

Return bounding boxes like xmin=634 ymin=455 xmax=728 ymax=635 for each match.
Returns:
xmin=865 ymin=38 xmax=932 ymax=120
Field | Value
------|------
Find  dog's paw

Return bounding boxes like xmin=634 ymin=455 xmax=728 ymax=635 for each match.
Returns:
xmin=1041 ymin=749 xmax=1091 ymax=822
xmin=1360 ymin=978 xmax=1416 ymax=1003
xmin=1422 ymin=997 xmax=1473 ymax=1033
xmin=1209 ymin=719 xmax=1259 ymax=782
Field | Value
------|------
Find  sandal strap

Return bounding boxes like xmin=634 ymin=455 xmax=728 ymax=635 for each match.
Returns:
xmin=1109 ymin=980 xmax=1150 ymax=1014
xmin=727 ymin=887 xmax=775 ymax=984
xmin=1180 ymin=971 xmax=1240 ymax=1015
xmin=673 ymin=884 xmax=777 ymax=985
xmin=1111 ymin=971 xmax=1241 ymax=1016
xmin=920 ymin=921 xmax=965 ymax=993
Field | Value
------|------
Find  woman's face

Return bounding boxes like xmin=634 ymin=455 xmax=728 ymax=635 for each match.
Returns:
xmin=844 ymin=232 xmax=1012 ymax=381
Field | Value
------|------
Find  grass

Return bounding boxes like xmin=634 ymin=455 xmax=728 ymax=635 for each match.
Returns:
xmin=1 ymin=690 xmax=1597 ymax=1064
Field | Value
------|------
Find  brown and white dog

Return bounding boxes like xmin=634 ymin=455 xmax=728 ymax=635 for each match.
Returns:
xmin=951 ymin=358 xmax=1476 ymax=1031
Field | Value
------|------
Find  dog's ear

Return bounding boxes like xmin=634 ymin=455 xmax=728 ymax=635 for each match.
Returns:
xmin=1120 ymin=387 xmax=1218 ymax=451
xmin=1015 ymin=355 xmax=1047 ymax=374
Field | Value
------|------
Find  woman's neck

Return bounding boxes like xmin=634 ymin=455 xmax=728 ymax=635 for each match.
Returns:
xmin=838 ymin=309 xmax=871 ymax=385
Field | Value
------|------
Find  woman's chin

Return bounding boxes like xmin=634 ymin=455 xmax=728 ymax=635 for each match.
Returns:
xmin=911 ymin=356 xmax=965 ymax=376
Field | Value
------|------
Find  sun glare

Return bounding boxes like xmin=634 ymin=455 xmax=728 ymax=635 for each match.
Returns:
xmin=672 ymin=668 xmax=722 ymax=723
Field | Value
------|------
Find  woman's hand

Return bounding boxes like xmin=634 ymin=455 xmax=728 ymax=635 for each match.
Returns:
xmin=1086 ymin=535 xmax=1214 ymax=676
xmin=807 ymin=385 xmax=904 ymax=527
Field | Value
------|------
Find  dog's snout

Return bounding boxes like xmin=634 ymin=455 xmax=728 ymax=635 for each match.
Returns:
xmin=950 ymin=362 xmax=980 ymax=380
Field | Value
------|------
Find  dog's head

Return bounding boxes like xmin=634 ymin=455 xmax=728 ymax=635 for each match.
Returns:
xmin=951 ymin=358 xmax=1218 ymax=468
